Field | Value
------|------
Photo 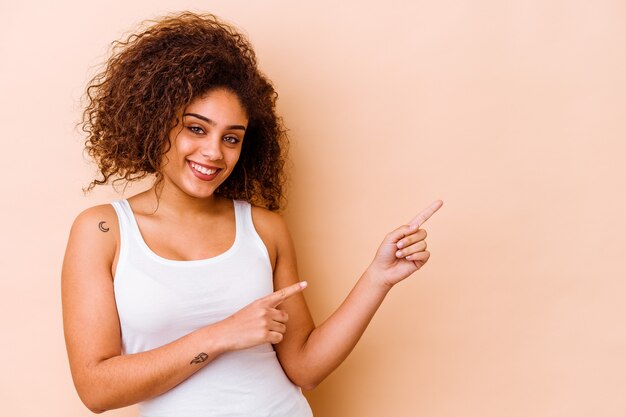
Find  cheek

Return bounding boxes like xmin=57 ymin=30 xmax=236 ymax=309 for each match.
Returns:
xmin=168 ymin=143 xmax=198 ymax=169
xmin=176 ymin=139 xmax=196 ymax=156
xmin=228 ymin=149 xmax=242 ymax=168
xmin=161 ymin=141 xmax=191 ymax=169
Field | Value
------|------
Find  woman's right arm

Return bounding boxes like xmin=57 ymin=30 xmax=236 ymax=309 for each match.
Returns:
xmin=62 ymin=205 xmax=225 ymax=413
xmin=62 ymin=205 xmax=304 ymax=413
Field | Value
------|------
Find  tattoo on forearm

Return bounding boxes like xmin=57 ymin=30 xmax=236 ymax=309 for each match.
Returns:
xmin=98 ymin=221 xmax=110 ymax=232
xmin=190 ymin=352 xmax=208 ymax=365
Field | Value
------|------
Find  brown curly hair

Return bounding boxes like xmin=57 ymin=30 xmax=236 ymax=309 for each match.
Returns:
xmin=81 ymin=12 xmax=288 ymax=210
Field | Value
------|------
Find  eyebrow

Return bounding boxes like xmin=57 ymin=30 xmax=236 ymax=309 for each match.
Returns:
xmin=183 ymin=112 xmax=247 ymax=131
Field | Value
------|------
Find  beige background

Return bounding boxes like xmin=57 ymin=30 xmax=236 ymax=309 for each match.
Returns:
xmin=1 ymin=1 xmax=625 ymax=416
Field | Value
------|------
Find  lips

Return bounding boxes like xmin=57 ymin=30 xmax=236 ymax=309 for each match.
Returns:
xmin=187 ymin=160 xmax=221 ymax=180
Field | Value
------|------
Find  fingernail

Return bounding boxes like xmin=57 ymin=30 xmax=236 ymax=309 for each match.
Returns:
xmin=299 ymin=281 xmax=308 ymax=289
xmin=397 ymin=241 xmax=404 ymax=249
xmin=396 ymin=250 xmax=403 ymax=257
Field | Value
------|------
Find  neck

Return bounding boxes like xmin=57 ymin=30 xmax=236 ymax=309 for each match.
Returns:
xmin=145 ymin=179 xmax=224 ymax=218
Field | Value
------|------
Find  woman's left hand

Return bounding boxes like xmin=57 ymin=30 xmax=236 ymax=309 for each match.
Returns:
xmin=367 ymin=200 xmax=443 ymax=288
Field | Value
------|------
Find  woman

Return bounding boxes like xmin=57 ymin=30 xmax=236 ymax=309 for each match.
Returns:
xmin=62 ymin=12 xmax=443 ymax=416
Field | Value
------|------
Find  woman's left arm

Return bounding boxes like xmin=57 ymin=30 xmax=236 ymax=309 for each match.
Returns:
xmin=253 ymin=200 xmax=443 ymax=390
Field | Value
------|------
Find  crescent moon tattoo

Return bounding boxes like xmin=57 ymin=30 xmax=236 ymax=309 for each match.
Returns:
xmin=98 ymin=221 xmax=110 ymax=232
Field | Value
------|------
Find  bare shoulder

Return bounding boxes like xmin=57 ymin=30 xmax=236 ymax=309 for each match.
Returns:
xmin=250 ymin=205 xmax=293 ymax=269
xmin=72 ymin=204 xmax=118 ymax=226
xmin=250 ymin=205 xmax=288 ymax=231
xmin=66 ymin=204 xmax=119 ymax=273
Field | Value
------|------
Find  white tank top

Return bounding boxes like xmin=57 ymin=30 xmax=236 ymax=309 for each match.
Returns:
xmin=111 ymin=199 xmax=313 ymax=417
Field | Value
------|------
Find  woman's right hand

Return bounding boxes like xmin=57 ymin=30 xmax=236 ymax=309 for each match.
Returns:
xmin=214 ymin=281 xmax=308 ymax=351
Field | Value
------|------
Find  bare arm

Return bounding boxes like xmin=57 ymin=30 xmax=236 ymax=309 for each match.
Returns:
xmin=256 ymin=201 xmax=443 ymax=390
xmin=62 ymin=206 xmax=226 ymax=412
xmin=62 ymin=206 xmax=304 ymax=412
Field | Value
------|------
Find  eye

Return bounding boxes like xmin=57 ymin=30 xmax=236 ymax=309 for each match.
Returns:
xmin=187 ymin=125 xmax=205 ymax=135
xmin=223 ymin=135 xmax=241 ymax=145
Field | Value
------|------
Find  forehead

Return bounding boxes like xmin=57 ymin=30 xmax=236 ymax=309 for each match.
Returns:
xmin=184 ymin=88 xmax=249 ymax=124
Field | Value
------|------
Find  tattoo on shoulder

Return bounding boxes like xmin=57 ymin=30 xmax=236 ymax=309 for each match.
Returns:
xmin=98 ymin=221 xmax=110 ymax=233
xmin=190 ymin=352 xmax=209 ymax=365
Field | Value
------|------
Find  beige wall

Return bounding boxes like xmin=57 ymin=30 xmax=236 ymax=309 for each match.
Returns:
xmin=2 ymin=1 xmax=625 ymax=416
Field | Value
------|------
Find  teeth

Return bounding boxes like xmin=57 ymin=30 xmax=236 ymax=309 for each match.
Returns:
xmin=191 ymin=162 xmax=217 ymax=175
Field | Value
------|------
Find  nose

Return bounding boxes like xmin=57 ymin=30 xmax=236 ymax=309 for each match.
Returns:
xmin=200 ymin=136 xmax=223 ymax=161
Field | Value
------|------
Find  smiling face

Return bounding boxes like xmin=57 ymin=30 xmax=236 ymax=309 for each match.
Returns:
xmin=160 ymin=88 xmax=249 ymax=200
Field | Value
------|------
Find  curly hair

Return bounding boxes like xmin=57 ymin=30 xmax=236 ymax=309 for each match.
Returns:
xmin=81 ymin=12 xmax=288 ymax=210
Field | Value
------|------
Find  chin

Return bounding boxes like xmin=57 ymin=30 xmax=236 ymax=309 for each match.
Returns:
xmin=186 ymin=180 xmax=225 ymax=199
xmin=187 ymin=187 xmax=220 ymax=199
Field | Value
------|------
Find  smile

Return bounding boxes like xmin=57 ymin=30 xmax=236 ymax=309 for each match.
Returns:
xmin=190 ymin=161 xmax=218 ymax=175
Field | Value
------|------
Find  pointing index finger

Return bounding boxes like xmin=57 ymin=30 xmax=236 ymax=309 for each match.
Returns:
xmin=409 ymin=200 xmax=444 ymax=228
xmin=264 ymin=281 xmax=308 ymax=308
